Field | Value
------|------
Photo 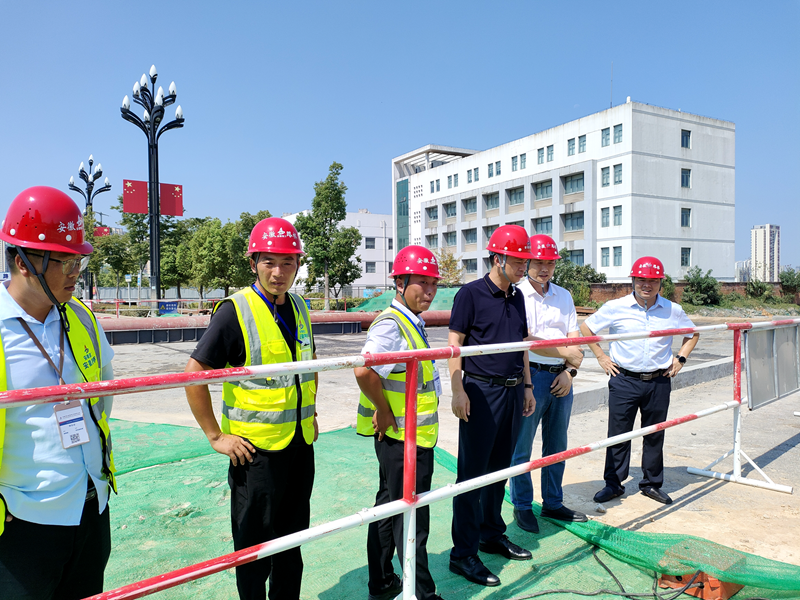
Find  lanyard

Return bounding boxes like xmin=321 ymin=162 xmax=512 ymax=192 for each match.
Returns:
xmin=394 ymin=306 xmax=430 ymax=349
xmin=17 ymin=318 xmax=66 ymax=385
xmin=251 ymin=284 xmax=300 ymax=345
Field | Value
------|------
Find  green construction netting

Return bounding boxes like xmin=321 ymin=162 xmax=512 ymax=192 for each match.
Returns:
xmin=105 ymin=419 xmax=800 ymax=599
xmin=348 ymin=288 xmax=460 ymax=313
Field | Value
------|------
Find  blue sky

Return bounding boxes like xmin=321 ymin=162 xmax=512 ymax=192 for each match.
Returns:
xmin=0 ymin=1 xmax=798 ymax=265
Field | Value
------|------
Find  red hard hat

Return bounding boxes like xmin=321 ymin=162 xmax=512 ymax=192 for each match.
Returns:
xmin=248 ymin=217 xmax=304 ymax=255
xmin=529 ymin=235 xmax=560 ymax=260
xmin=0 ymin=186 xmax=93 ymax=254
xmin=486 ymin=224 xmax=534 ymax=259
xmin=630 ymin=256 xmax=665 ymax=279
xmin=390 ymin=245 xmax=441 ymax=279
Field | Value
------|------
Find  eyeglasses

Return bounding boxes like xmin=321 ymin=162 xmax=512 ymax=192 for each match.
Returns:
xmin=27 ymin=253 xmax=90 ymax=275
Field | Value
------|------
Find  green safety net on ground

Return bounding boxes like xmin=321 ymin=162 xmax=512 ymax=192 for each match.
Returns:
xmin=349 ymin=288 xmax=460 ymax=313
xmin=105 ymin=419 xmax=800 ymax=599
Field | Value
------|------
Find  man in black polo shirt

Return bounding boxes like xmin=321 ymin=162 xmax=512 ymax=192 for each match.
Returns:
xmin=448 ymin=224 xmax=536 ymax=588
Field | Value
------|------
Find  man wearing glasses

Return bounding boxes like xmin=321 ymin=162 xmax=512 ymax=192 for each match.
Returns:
xmin=0 ymin=187 xmax=117 ymax=599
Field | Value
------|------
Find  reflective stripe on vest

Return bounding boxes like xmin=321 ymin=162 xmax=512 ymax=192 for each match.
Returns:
xmin=217 ymin=288 xmax=316 ymax=451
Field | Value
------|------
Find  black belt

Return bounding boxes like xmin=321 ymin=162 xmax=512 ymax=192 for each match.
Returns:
xmin=530 ymin=362 xmax=566 ymax=374
xmin=464 ymin=372 xmax=524 ymax=387
xmin=85 ymin=482 xmax=97 ymax=502
xmin=618 ymin=367 xmax=666 ymax=381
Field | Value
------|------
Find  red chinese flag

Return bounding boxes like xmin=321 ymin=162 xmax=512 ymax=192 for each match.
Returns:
xmin=160 ymin=183 xmax=184 ymax=217
xmin=94 ymin=226 xmax=111 ymax=237
xmin=123 ymin=180 xmax=148 ymax=214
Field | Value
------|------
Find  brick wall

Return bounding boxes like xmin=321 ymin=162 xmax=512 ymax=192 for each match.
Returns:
xmin=588 ymin=282 xmax=785 ymax=304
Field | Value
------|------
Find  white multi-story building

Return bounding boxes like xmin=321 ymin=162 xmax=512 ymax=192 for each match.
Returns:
xmin=285 ymin=209 xmax=394 ymax=294
xmin=750 ymin=224 xmax=780 ymax=282
xmin=734 ymin=259 xmax=751 ymax=283
xmin=392 ymin=100 xmax=736 ymax=282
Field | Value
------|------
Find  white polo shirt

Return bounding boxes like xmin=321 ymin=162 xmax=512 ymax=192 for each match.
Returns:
xmin=362 ymin=300 xmax=428 ymax=378
xmin=583 ymin=293 xmax=694 ymax=372
xmin=517 ymin=278 xmax=578 ymax=366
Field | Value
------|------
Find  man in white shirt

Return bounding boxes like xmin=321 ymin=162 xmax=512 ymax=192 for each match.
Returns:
xmin=580 ymin=256 xmax=699 ymax=505
xmin=509 ymin=235 xmax=586 ymax=533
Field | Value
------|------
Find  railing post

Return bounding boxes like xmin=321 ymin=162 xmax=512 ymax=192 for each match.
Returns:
xmin=732 ymin=328 xmax=743 ymax=477
xmin=116 ymin=299 xmax=120 ymax=318
xmin=402 ymin=359 xmax=418 ymax=600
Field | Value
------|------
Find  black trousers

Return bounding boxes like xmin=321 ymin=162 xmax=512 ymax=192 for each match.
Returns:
xmin=451 ymin=376 xmax=523 ymax=560
xmin=604 ymin=373 xmax=671 ymax=490
xmin=0 ymin=495 xmax=111 ymax=600
xmin=228 ymin=442 xmax=315 ymax=600
xmin=367 ymin=436 xmax=436 ymax=600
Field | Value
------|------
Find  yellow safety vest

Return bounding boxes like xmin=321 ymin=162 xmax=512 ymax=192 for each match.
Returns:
xmin=357 ymin=306 xmax=439 ymax=448
xmin=217 ymin=287 xmax=316 ymax=451
xmin=0 ymin=298 xmax=117 ymax=535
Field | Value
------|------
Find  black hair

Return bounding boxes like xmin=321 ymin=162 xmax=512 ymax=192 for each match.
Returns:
xmin=6 ymin=245 xmax=18 ymax=273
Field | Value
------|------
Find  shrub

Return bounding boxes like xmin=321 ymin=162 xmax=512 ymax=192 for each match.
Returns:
xmin=681 ymin=266 xmax=721 ymax=306
xmin=552 ymin=248 xmax=606 ymax=305
xmin=779 ymin=267 xmax=800 ymax=297
xmin=746 ymin=279 xmax=770 ymax=299
xmin=661 ymin=274 xmax=675 ymax=300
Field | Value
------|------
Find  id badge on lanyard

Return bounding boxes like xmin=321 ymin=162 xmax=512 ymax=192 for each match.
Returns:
xmin=433 ymin=366 xmax=443 ymax=397
xmin=54 ymin=401 xmax=91 ymax=449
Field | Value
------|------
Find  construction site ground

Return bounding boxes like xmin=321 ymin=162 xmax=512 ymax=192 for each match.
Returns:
xmin=105 ymin=315 xmax=800 ymax=596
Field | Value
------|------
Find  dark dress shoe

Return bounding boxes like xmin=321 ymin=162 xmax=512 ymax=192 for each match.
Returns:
xmin=368 ymin=573 xmax=402 ymax=600
xmin=513 ymin=508 xmax=540 ymax=533
xmin=479 ymin=535 xmax=532 ymax=561
xmin=541 ymin=505 xmax=589 ymax=522
xmin=593 ymin=485 xmax=625 ymax=503
xmin=449 ymin=554 xmax=500 ymax=587
xmin=641 ymin=486 xmax=672 ymax=504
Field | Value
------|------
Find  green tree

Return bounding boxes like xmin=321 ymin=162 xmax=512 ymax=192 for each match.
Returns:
xmin=188 ymin=218 xmax=228 ymax=299
xmin=433 ymin=247 xmax=464 ymax=287
xmin=662 ymin=273 xmax=675 ymax=300
xmin=226 ymin=210 xmax=273 ymax=292
xmin=779 ymin=266 xmax=800 ymax=297
xmin=294 ymin=162 xmax=362 ymax=308
xmin=94 ymin=232 xmax=132 ymax=298
xmin=161 ymin=217 xmax=208 ymax=298
xmin=110 ymin=196 xmax=149 ymax=282
xmin=551 ymin=249 xmax=606 ymax=305
xmin=681 ymin=266 xmax=721 ymax=306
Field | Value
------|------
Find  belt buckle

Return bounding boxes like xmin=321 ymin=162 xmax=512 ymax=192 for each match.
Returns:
xmin=641 ymin=372 xmax=654 ymax=381
xmin=505 ymin=378 xmax=518 ymax=387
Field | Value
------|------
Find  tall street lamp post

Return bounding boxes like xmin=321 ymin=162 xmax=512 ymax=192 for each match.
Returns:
xmin=120 ymin=64 xmax=184 ymax=300
xmin=68 ymin=155 xmax=111 ymax=300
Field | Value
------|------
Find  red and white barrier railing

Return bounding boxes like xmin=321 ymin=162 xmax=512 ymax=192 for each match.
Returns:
xmin=0 ymin=318 xmax=797 ymax=600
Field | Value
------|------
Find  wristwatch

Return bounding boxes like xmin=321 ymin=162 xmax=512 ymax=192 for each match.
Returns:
xmin=676 ymin=355 xmax=687 ymax=364
xmin=524 ymin=384 xmax=533 ymax=389
xmin=567 ymin=369 xmax=578 ymax=378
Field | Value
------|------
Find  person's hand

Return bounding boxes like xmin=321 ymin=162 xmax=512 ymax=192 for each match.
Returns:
xmin=523 ymin=387 xmax=536 ymax=417
xmin=209 ymin=433 xmax=256 ymax=466
xmin=665 ymin=357 xmax=684 ymax=378
xmin=452 ymin=389 xmax=471 ymax=422
xmin=313 ymin=416 xmax=319 ymax=442
xmin=4 ymin=513 xmax=11 ymax=523
xmin=550 ymin=371 xmax=573 ymax=397
xmin=372 ymin=408 xmax=398 ymax=441
xmin=565 ymin=346 xmax=584 ymax=368
xmin=597 ymin=354 xmax=620 ymax=377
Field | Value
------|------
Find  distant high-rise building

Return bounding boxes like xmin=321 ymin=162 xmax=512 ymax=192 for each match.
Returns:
xmin=734 ymin=259 xmax=751 ymax=282
xmin=750 ymin=225 xmax=780 ymax=282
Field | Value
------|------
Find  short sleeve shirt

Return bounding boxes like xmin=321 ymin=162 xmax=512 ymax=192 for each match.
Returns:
xmin=583 ymin=293 xmax=695 ymax=371
xmin=361 ymin=300 xmax=428 ymax=379
xmin=517 ymin=278 xmax=578 ymax=365
xmin=449 ymin=274 xmax=529 ymax=378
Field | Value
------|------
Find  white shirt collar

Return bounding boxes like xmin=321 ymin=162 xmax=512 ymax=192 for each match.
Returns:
xmin=390 ymin=298 xmax=426 ymax=327
xmin=0 ymin=281 xmax=60 ymax=325
xmin=518 ymin=277 xmax=557 ymax=299
xmin=627 ymin=292 xmax=668 ymax=310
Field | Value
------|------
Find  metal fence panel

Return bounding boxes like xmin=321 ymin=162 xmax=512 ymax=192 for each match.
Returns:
xmin=745 ymin=325 xmax=800 ymax=410
xmin=775 ymin=326 xmax=799 ymax=397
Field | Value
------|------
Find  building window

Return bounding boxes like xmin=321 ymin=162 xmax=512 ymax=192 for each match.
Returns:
xmin=681 ymin=247 xmax=691 ymax=267
xmin=534 ymin=180 xmax=553 ymax=200
xmin=547 ymin=145 xmax=554 ymax=162
xmin=564 ymin=173 xmax=584 ymax=194
xmin=681 ymin=169 xmax=691 ymax=188
xmin=366 ymin=262 xmax=376 ymax=274
xmin=365 ymin=237 xmax=375 ymax=249
xmin=512 ymin=156 xmax=518 ymax=172
xmin=485 ymin=193 xmax=499 ymax=210
xmin=388 ymin=261 xmax=393 ymax=272
xmin=488 ymin=163 xmax=494 ymax=178
xmin=681 ymin=208 xmax=691 ymax=227
xmin=454 ymin=174 xmax=459 ymax=187
xmin=601 ymin=207 xmax=610 ymax=228
xmin=534 ymin=216 xmax=552 ymax=235
xmin=463 ymin=197 xmax=477 ymax=215
xmin=520 ymin=153 xmax=526 ymax=169
xmin=568 ymin=138 xmax=575 ymax=156
xmin=601 ymin=127 xmax=610 ymax=147
xmin=538 ymin=148 xmax=544 ymax=164
xmin=613 ymin=246 xmax=622 ymax=266
xmin=578 ymin=134 xmax=586 ymax=153
xmin=601 ymin=166 xmax=610 ymax=187
xmin=474 ymin=167 xmax=479 ymax=182
xmin=508 ymin=220 xmax=524 ymax=227
xmin=601 ymin=247 xmax=609 ymax=267
xmin=388 ymin=238 xmax=393 ymax=250
xmin=447 ymin=175 xmax=452 ymax=189
xmin=430 ymin=181 xmax=434 ymax=194
xmin=566 ymin=250 xmax=584 ymax=266
xmin=425 ymin=235 xmax=438 ymax=249
xmin=464 ymin=258 xmax=477 ymax=274
xmin=509 ymin=187 xmax=524 ymax=206
xmin=613 ymin=124 xmax=623 ymax=144
xmin=681 ymin=129 xmax=691 ymax=149
xmin=436 ymin=179 xmax=440 ymax=192
xmin=467 ymin=169 xmax=472 ymax=183
xmin=495 ymin=161 xmax=501 ymax=175
xmin=464 ymin=228 xmax=477 ymax=244
xmin=613 ymin=205 xmax=622 ymax=226
xmin=444 ymin=202 xmax=456 ymax=218
xmin=483 ymin=224 xmax=498 ymax=243
xmin=613 ymin=163 xmax=622 ymax=185
xmin=564 ymin=211 xmax=584 ymax=232
xmin=426 ymin=206 xmax=438 ymax=221
xmin=444 ymin=232 xmax=456 ymax=246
